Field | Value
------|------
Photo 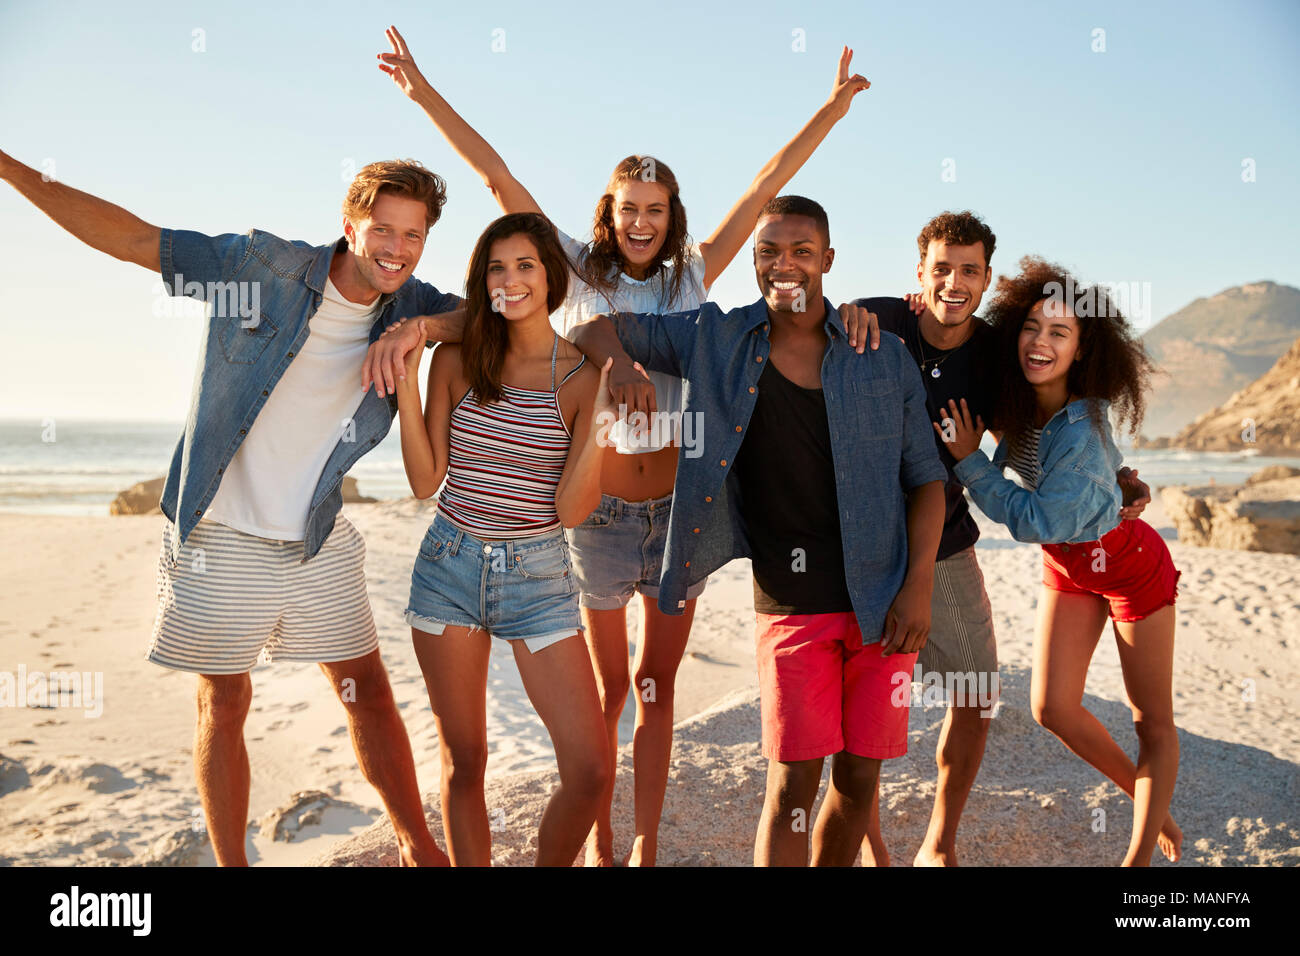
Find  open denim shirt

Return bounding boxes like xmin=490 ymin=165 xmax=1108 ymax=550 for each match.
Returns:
xmin=952 ymin=399 xmax=1124 ymax=544
xmin=157 ymin=228 xmax=460 ymax=563
xmin=609 ymin=297 xmax=946 ymax=645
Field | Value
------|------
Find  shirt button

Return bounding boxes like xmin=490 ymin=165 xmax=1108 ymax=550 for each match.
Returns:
xmin=704 ymin=496 xmax=712 ymax=503
xmin=755 ymin=355 xmax=764 ymax=363
xmin=684 ymin=561 xmax=690 ymax=568
xmin=748 ymin=386 xmax=756 ymax=394
xmin=693 ymin=528 xmax=700 ymax=534
xmin=287 ymin=351 xmax=295 ymax=358
xmin=720 ymin=459 xmax=727 ymax=467
xmin=262 ymin=390 xmax=269 ymax=396
xmin=734 ymin=426 xmax=742 ymax=432
xmin=483 ymin=545 xmax=492 ymax=554
xmin=239 ymin=428 xmax=247 ymax=435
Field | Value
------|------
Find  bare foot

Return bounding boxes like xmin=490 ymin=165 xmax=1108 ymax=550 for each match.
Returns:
xmin=913 ymin=844 xmax=958 ymax=867
xmin=584 ymin=839 xmax=616 ymax=867
xmin=1158 ymin=814 xmax=1183 ymax=863
xmin=399 ymin=838 xmax=451 ymax=867
xmin=860 ymin=841 xmax=891 ymax=867
xmin=624 ymin=835 xmax=655 ymax=867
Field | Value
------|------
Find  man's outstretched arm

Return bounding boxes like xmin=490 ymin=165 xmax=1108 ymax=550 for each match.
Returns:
xmin=0 ymin=149 xmax=160 ymax=270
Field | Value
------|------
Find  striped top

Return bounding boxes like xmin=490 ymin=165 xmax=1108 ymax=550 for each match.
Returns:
xmin=1006 ymin=427 xmax=1043 ymax=490
xmin=437 ymin=341 xmax=586 ymax=538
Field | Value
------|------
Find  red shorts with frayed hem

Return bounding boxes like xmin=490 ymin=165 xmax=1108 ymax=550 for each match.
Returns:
xmin=756 ymin=611 xmax=916 ymax=763
xmin=1042 ymin=518 xmax=1181 ymax=623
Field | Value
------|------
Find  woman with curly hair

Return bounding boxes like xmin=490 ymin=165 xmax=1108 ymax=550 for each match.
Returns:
xmin=939 ymin=256 xmax=1183 ymax=866
xmin=374 ymin=24 xmax=871 ymax=866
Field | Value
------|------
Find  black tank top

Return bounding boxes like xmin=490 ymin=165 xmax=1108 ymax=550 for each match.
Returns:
xmin=732 ymin=359 xmax=853 ymax=615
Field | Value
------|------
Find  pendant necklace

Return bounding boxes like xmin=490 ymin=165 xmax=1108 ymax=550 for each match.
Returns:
xmin=914 ymin=321 xmax=956 ymax=379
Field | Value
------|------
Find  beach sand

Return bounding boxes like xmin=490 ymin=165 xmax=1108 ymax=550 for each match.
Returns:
xmin=1 ymin=497 xmax=1296 ymax=866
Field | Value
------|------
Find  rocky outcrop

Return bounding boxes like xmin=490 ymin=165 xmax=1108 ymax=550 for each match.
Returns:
xmin=109 ymin=478 xmax=165 ymax=515
xmin=1159 ymin=470 xmax=1300 ymax=554
xmin=1166 ymin=335 xmax=1300 ymax=456
xmin=1142 ymin=281 xmax=1300 ymax=439
xmin=110 ymin=476 xmax=376 ymax=515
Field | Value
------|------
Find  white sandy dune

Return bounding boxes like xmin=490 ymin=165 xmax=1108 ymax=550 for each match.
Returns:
xmin=0 ymin=497 xmax=1296 ymax=866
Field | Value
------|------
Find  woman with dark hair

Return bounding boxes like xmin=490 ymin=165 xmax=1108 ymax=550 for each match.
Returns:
xmin=940 ymin=256 xmax=1183 ymax=866
xmin=375 ymin=24 xmax=871 ymax=866
xmin=394 ymin=212 xmax=614 ymax=866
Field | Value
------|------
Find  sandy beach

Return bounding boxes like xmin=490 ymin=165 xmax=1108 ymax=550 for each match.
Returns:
xmin=1 ymin=496 xmax=1297 ymax=866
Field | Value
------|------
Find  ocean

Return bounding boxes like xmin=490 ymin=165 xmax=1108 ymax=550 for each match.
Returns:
xmin=2 ymin=418 xmax=1297 ymax=517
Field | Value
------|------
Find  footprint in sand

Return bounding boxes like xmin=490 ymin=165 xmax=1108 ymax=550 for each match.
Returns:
xmin=287 ymin=702 xmax=309 ymax=713
xmin=265 ymin=720 xmax=291 ymax=732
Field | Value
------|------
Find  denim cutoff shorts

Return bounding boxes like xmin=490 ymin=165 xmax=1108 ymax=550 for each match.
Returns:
xmin=565 ymin=492 xmax=708 ymax=610
xmin=405 ymin=510 xmax=583 ymax=654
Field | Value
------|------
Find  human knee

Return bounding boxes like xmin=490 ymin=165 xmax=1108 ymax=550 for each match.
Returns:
xmin=1031 ymin=698 xmax=1077 ymax=733
xmin=440 ymin=739 xmax=489 ymax=785
xmin=196 ymin=676 xmax=252 ymax=730
xmin=832 ymin=753 xmax=880 ymax=798
xmin=1132 ymin=715 xmax=1179 ymax=750
xmin=561 ymin=751 xmax=610 ymax=803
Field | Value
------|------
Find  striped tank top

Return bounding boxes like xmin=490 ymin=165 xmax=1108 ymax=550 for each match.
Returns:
xmin=437 ymin=336 xmax=586 ymax=538
xmin=1006 ymin=427 xmax=1043 ymax=490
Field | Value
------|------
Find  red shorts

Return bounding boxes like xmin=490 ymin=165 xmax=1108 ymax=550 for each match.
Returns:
xmin=1042 ymin=518 xmax=1181 ymax=623
xmin=755 ymin=611 xmax=916 ymax=762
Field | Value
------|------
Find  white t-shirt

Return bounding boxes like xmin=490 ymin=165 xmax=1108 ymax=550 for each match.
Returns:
xmin=204 ymin=277 xmax=379 ymax=540
xmin=553 ymin=228 xmax=709 ymax=454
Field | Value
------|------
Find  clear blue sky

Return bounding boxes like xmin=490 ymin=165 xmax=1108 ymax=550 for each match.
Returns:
xmin=2 ymin=0 xmax=1298 ymax=420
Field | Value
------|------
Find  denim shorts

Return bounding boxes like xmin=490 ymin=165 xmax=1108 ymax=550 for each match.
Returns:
xmin=565 ymin=493 xmax=708 ymax=610
xmin=405 ymin=511 xmax=583 ymax=654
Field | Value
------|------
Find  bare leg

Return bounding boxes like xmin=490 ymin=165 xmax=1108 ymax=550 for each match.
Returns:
xmin=412 ymin=626 xmax=492 ymax=866
xmin=1031 ymin=589 xmax=1181 ymax=863
xmin=626 ymin=593 xmax=697 ymax=867
xmin=860 ymin=780 xmax=890 ymax=866
xmin=754 ymin=758 xmax=824 ymax=867
xmin=913 ymin=702 xmax=992 ymax=867
xmin=514 ymin=634 xmax=610 ymax=866
xmin=581 ymin=605 xmax=631 ymax=866
xmin=194 ymin=673 xmax=253 ymax=867
xmin=811 ymin=751 xmax=882 ymax=866
xmin=319 ymin=649 xmax=449 ymax=867
xmin=1113 ymin=605 xmax=1181 ymax=866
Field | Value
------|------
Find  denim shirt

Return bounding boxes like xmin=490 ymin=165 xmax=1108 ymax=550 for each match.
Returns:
xmin=157 ymin=228 xmax=461 ymax=563
xmin=952 ymin=399 xmax=1124 ymax=544
xmin=610 ymin=297 xmax=947 ymax=644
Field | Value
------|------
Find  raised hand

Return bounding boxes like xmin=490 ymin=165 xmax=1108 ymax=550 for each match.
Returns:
xmin=827 ymin=46 xmax=870 ymax=119
xmin=933 ymin=398 xmax=984 ymax=462
xmin=839 ymin=301 xmax=881 ymax=354
xmin=377 ymin=25 xmax=430 ymax=99
xmin=361 ymin=317 xmax=426 ymax=398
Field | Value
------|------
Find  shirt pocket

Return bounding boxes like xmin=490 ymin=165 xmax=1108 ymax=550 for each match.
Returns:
xmin=851 ymin=380 xmax=903 ymax=439
xmin=218 ymin=312 xmax=278 ymax=365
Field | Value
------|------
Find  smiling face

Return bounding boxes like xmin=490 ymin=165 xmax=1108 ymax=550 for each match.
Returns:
xmin=342 ymin=192 xmax=429 ymax=297
xmin=1020 ymin=297 xmax=1082 ymax=386
xmin=486 ymin=233 xmax=548 ymax=321
xmin=610 ymin=179 xmax=672 ymax=271
xmin=917 ymin=239 xmax=991 ymax=329
xmin=753 ymin=214 xmax=833 ymax=313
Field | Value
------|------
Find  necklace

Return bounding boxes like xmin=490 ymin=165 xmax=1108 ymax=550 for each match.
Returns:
xmin=913 ymin=320 xmax=958 ymax=379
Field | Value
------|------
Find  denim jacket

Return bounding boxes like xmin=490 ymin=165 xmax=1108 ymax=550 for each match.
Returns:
xmin=610 ymin=297 xmax=946 ymax=644
xmin=952 ymin=399 xmax=1123 ymax=544
xmin=157 ymin=228 xmax=460 ymax=563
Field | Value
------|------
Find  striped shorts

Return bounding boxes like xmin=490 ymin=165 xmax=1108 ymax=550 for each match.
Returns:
xmin=146 ymin=517 xmax=379 ymax=675
xmin=916 ymin=546 xmax=999 ymax=706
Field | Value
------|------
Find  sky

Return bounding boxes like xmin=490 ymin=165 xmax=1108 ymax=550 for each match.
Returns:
xmin=1 ymin=0 xmax=1298 ymax=421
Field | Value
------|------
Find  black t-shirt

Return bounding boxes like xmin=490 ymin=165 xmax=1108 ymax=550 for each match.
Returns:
xmin=732 ymin=359 xmax=853 ymax=615
xmin=852 ymin=297 xmax=994 ymax=561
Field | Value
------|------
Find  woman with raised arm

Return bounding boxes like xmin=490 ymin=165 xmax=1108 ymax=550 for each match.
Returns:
xmin=374 ymin=24 xmax=870 ymax=866
xmin=941 ymin=257 xmax=1183 ymax=866
xmin=396 ymin=212 xmax=614 ymax=866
